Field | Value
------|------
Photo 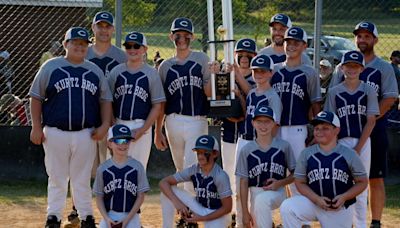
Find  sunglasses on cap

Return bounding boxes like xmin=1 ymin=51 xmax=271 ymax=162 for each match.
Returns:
xmin=112 ymin=138 xmax=131 ymax=145
xmin=124 ymin=43 xmax=142 ymax=50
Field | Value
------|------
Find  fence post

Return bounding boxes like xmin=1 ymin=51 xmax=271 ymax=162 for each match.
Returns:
xmin=115 ymin=0 xmax=122 ymax=47
xmin=313 ymin=0 xmax=323 ymax=72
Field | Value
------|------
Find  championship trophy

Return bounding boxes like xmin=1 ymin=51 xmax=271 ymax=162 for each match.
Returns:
xmin=207 ymin=0 xmax=243 ymax=118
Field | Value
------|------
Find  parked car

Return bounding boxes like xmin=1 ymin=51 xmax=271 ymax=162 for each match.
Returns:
xmin=306 ymin=35 xmax=357 ymax=65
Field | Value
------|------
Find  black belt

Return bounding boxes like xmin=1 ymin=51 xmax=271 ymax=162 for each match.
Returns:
xmin=240 ymin=134 xmax=254 ymax=140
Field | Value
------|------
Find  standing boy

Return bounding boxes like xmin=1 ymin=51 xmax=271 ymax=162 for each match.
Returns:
xmin=270 ymin=26 xmax=322 ymax=195
xmin=280 ymin=111 xmax=368 ymax=228
xmin=159 ymin=135 xmax=232 ymax=228
xmin=93 ymin=124 xmax=150 ymax=228
xmin=30 ymin=27 xmax=112 ymax=228
xmin=108 ymin=31 xmax=165 ymax=169
xmin=324 ymin=50 xmax=379 ymax=227
xmin=155 ymin=17 xmax=212 ymax=190
xmin=236 ymin=105 xmax=295 ymax=228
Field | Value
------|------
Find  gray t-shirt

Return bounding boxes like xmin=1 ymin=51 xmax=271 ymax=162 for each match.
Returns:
xmin=235 ymin=139 xmax=296 ymax=188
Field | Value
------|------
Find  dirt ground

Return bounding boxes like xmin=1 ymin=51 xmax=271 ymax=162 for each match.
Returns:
xmin=1 ymin=193 xmax=400 ymax=228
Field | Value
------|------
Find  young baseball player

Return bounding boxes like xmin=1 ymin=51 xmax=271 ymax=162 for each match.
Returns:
xmin=330 ymin=22 xmax=399 ymax=228
xmin=155 ymin=17 xmax=212 ymax=190
xmin=159 ymin=135 xmax=232 ymax=228
xmin=270 ymin=26 xmax=322 ymax=196
xmin=219 ymin=38 xmax=257 ymax=222
xmin=93 ymin=124 xmax=150 ymax=228
xmin=235 ymin=54 xmax=282 ymax=227
xmin=29 ymin=27 xmax=112 ymax=228
xmin=259 ymin=13 xmax=311 ymax=65
xmin=108 ymin=31 xmax=165 ymax=170
xmin=280 ymin=111 xmax=369 ymax=228
xmin=63 ymin=11 xmax=127 ymax=225
xmin=324 ymin=50 xmax=379 ymax=227
xmin=235 ymin=105 xmax=295 ymax=228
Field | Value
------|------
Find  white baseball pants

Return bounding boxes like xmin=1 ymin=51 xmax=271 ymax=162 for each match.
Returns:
xmin=160 ymin=186 xmax=230 ymax=228
xmin=43 ymin=126 xmax=96 ymax=220
xmin=221 ymin=140 xmax=237 ymax=215
xmin=165 ymin=114 xmax=208 ymax=191
xmin=99 ymin=210 xmax=141 ymax=228
xmin=280 ymin=195 xmax=354 ymax=228
xmin=338 ymin=137 xmax=371 ymax=228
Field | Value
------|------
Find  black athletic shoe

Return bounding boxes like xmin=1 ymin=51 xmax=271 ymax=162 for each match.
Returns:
xmin=81 ymin=215 xmax=96 ymax=228
xmin=45 ymin=215 xmax=61 ymax=228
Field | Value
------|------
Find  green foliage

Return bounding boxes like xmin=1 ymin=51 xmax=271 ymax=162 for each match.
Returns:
xmin=104 ymin=0 xmax=156 ymax=27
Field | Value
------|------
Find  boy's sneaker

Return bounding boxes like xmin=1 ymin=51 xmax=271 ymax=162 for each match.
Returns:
xmin=80 ymin=215 xmax=96 ymax=228
xmin=45 ymin=215 xmax=61 ymax=228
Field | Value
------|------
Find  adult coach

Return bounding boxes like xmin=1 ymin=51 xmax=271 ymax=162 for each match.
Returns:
xmin=330 ymin=22 xmax=399 ymax=228
xmin=259 ymin=13 xmax=311 ymax=65
xmin=155 ymin=17 xmax=212 ymax=190
xmin=87 ymin=11 xmax=126 ymax=165
xmin=30 ymin=27 xmax=112 ymax=228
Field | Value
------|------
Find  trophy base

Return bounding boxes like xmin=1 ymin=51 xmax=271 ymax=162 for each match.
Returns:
xmin=208 ymin=98 xmax=243 ymax=118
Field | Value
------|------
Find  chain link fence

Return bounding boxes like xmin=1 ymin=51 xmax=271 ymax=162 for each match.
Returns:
xmin=0 ymin=0 xmax=399 ymax=127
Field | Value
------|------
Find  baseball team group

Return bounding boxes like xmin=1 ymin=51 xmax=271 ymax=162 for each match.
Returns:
xmin=29 ymin=10 xmax=398 ymax=228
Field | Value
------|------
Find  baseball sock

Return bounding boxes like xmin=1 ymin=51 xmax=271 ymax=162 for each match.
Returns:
xmin=371 ymin=220 xmax=381 ymax=225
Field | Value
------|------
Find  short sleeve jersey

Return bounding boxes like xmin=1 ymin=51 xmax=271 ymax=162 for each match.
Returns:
xmin=87 ymin=45 xmax=127 ymax=77
xmin=173 ymin=163 xmax=232 ymax=210
xmin=242 ymin=87 xmax=282 ymax=140
xmin=29 ymin=57 xmax=112 ymax=130
xmin=158 ymin=51 xmax=210 ymax=116
xmin=93 ymin=157 xmax=150 ymax=213
xmin=295 ymin=144 xmax=367 ymax=202
xmin=235 ymin=139 xmax=296 ymax=188
xmin=271 ymin=63 xmax=322 ymax=126
xmin=108 ymin=63 xmax=166 ymax=120
xmin=324 ymin=82 xmax=380 ymax=139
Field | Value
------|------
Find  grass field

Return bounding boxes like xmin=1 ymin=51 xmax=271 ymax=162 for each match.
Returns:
xmin=1 ymin=178 xmax=399 ymax=227
xmin=131 ymin=19 xmax=400 ymax=65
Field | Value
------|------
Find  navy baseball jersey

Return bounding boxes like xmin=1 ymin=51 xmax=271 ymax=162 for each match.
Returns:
xmin=86 ymin=45 xmax=127 ymax=77
xmin=174 ymin=163 xmax=232 ymax=210
xmin=108 ymin=63 xmax=166 ymax=120
xmin=235 ymin=139 xmax=295 ymax=188
xmin=271 ymin=64 xmax=322 ymax=126
xmin=324 ymin=82 xmax=379 ymax=139
xmin=259 ymin=46 xmax=312 ymax=65
xmin=29 ymin=57 xmax=112 ymax=131
xmin=93 ymin=157 xmax=150 ymax=213
xmin=221 ymin=73 xmax=256 ymax=143
xmin=242 ymin=88 xmax=282 ymax=140
xmin=295 ymin=144 xmax=366 ymax=203
xmin=158 ymin=51 xmax=211 ymax=116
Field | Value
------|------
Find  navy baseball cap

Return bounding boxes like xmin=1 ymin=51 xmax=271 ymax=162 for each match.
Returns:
xmin=252 ymin=105 xmax=275 ymax=121
xmin=391 ymin=50 xmax=400 ymax=58
xmin=93 ymin=11 xmax=114 ymax=25
xmin=193 ymin=135 xmax=219 ymax=152
xmin=171 ymin=17 xmax=194 ymax=34
xmin=65 ymin=27 xmax=91 ymax=43
xmin=235 ymin=38 xmax=257 ymax=54
xmin=107 ymin=124 xmax=133 ymax=140
xmin=250 ymin=54 xmax=274 ymax=71
xmin=123 ymin=31 xmax=147 ymax=47
xmin=311 ymin=111 xmax=340 ymax=128
xmin=284 ymin=27 xmax=307 ymax=43
xmin=269 ymin=13 xmax=292 ymax=28
xmin=353 ymin=21 xmax=378 ymax=38
xmin=341 ymin=50 xmax=365 ymax=67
